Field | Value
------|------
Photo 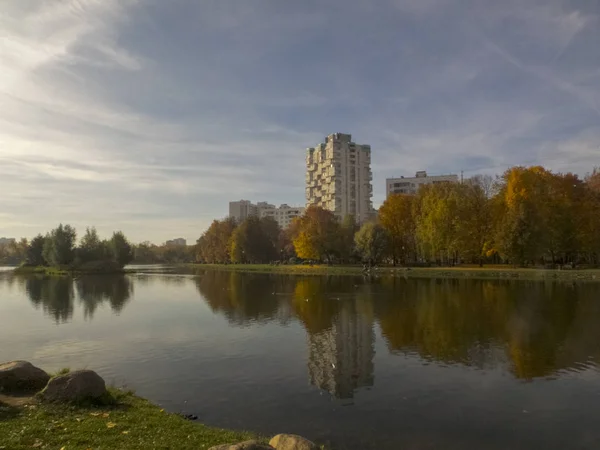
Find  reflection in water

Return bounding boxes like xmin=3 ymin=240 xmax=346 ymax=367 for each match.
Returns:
xmin=75 ymin=276 xmax=133 ymax=319
xmin=22 ymin=275 xmax=132 ymax=321
xmin=26 ymin=276 xmax=74 ymax=323
xmin=196 ymin=272 xmax=600 ymax=386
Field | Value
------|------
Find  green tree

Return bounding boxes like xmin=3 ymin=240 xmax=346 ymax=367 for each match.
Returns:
xmin=229 ymin=216 xmax=278 ymax=263
xmin=109 ymin=231 xmax=134 ymax=268
xmin=77 ymin=227 xmax=107 ymax=263
xmin=339 ymin=215 xmax=358 ymax=263
xmin=43 ymin=224 xmax=77 ymax=266
xmin=354 ymin=222 xmax=389 ymax=265
xmin=26 ymin=235 xmax=47 ymax=266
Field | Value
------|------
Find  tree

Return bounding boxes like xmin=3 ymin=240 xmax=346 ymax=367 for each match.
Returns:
xmin=26 ymin=235 xmax=47 ymax=266
xmin=77 ymin=227 xmax=107 ymax=263
xmin=414 ymin=184 xmax=463 ymax=265
xmin=196 ymin=218 xmax=237 ymax=263
xmin=291 ymin=206 xmax=341 ymax=262
xmin=379 ymin=194 xmax=417 ymax=265
xmin=229 ymin=216 xmax=279 ymax=263
xmin=494 ymin=167 xmax=553 ymax=266
xmin=43 ymin=224 xmax=77 ymax=266
xmin=109 ymin=231 xmax=134 ymax=268
xmin=456 ymin=182 xmax=494 ymax=266
xmin=354 ymin=222 xmax=389 ymax=265
xmin=339 ymin=215 xmax=358 ymax=263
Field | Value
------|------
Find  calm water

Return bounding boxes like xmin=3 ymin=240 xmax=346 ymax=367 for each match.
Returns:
xmin=1 ymin=269 xmax=600 ymax=449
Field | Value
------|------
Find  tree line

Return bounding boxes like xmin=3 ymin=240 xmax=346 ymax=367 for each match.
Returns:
xmin=8 ymin=225 xmax=135 ymax=269
xmin=196 ymin=166 xmax=600 ymax=267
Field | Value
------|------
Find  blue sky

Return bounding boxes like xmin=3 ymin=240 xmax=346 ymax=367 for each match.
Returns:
xmin=1 ymin=0 xmax=599 ymax=243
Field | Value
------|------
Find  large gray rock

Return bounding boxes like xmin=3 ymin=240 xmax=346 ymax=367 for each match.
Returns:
xmin=41 ymin=370 xmax=106 ymax=403
xmin=0 ymin=361 xmax=50 ymax=393
xmin=269 ymin=434 xmax=317 ymax=450
xmin=208 ymin=441 xmax=274 ymax=450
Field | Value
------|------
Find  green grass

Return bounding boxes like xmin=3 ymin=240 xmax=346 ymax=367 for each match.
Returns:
xmin=185 ymin=263 xmax=600 ymax=281
xmin=0 ymin=388 xmax=258 ymax=450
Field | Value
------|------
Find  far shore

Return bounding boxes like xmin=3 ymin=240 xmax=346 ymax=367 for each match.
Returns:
xmin=184 ymin=263 xmax=600 ymax=282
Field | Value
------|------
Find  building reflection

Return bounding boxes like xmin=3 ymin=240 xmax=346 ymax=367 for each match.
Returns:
xmin=307 ymin=299 xmax=375 ymax=401
xmin=292 ymin=278 xmax=375 ymax=401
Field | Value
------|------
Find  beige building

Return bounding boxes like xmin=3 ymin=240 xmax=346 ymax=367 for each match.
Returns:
xmin=228 ymin=200 xmax=258 ymax=223
xmin=166 ymin=238 xmax=186 ymax=246
xmin=229 ymin=200 xmax=304 ymax=229
xmin=306 ymin=133 xmax=374 ymax=223
xmin=259 ymin=204 xmax=305 ymax=229
xmin=386 ymin=171 xmax=459 ymax=197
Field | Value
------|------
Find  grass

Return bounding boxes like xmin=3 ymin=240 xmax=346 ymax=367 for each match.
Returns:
xmin=185 ymin=263 xmax=600 ymax=281
xmin=0 ymin=388 xmax=258 ymax=450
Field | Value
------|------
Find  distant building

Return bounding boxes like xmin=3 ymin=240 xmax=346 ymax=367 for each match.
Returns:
xmin=306 ymin=133 xmax=374 ymax=223
xmin=229 ymin=200 xmax=304 ymax=229
xmin=0 ymin=237 xmax=15 ymax=246
xmin=229 ymin=200 xmax=258 ymax=223
xmin=259 ymin=204 xmax=305 ymax=229
xmin=386 ymin=171 xmax=459 ymax=197
xmin=166 ymin=238 xmax=187 ymax=246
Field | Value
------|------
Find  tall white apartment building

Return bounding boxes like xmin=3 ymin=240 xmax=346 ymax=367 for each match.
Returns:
xmin=228 ymin=200 xmax=304 ymax=229
xmin=306 ymin=133 xmax=373 ymax=223
xmin=386 ymin=171 xmax=459 ymax=197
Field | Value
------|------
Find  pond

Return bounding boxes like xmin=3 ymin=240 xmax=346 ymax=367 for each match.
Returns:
xmin=1 ymin=269 xmax=599 ymax=449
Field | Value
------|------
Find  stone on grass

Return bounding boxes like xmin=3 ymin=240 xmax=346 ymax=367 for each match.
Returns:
xmin=41 ymin=370 xmax=106 ymax=403
xmin=208 ymin=440 xmax=274 ymax=450
xmin=269 ymin=434 xmax=317 ymax=450
xmin=0 ymin=361 xmax=50 ymax=393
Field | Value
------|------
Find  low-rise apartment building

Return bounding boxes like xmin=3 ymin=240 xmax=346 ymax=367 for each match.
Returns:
xmin=386 ymin=171 xmax=459 ymax=197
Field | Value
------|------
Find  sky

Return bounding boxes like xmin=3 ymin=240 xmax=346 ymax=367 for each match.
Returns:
xmin=1 ymin=0 xmax=599 ymax=244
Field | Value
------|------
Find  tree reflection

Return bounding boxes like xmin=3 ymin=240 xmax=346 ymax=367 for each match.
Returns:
xmin=194 ymin=270 xmax=287 ymax=326
xmin=375 ymin=278 xmax=600 ymax=380
xmin=75 ymin=275 xmax=133 ymax=319
xmin=25 ymin=276 xmax=74 ymax=324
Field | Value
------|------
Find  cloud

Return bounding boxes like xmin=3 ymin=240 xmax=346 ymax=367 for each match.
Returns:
xmin=0 ymin=0 xmax=599 ymax=242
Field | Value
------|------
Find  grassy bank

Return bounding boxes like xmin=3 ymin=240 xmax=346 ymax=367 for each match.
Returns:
xmin=0 ymin=388 xmax=257 ymax=450
xmin=13 ymin=263 xmax=126 ymax=276
xmin=185 ymin=263 xmax=600 ymax=282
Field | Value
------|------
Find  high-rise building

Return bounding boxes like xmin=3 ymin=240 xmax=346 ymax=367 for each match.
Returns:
xmin=306 ymin=133 xmax=374 ymax=223
xmin=386 ymin=171 xmax=459 ymax=197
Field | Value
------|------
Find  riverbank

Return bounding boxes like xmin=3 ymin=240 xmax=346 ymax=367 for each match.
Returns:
xmin=13 ymin=262 xmax=126 ymax=276
xmin=0 ymin=387 xmax=259 ymax=450
xmin=185 ymin=263 xmax=600 ymax=282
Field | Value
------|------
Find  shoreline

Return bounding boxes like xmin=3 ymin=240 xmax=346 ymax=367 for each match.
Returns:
xmin=0 ymin=387 xmax=262 ymax=450
xmin=184 ymin=263 xmax=600 ymax=282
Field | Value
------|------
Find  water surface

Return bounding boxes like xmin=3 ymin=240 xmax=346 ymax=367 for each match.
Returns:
xmin=1 ymin=269 xmax=599 ymax=449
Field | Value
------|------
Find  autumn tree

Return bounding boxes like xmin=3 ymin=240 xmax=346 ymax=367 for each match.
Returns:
xmin=196 ymin=218 xmax=237 ymax=263
xmin=354 ymin=222 xmax=389 ymax=265
xmin=291 ymin=206 xmax=341 ymax=262
xmin=339 ymin=215 xmax=358 ymax=263
xmin=494 ymin=167 xmax=553 ymax=266
xmin=229 ymin=216 xmax=279 ymax=263
xmin=378 ymin=194 xmax=417 ymax=265
xmin=414 ymin=183 xmax=464 ymax=265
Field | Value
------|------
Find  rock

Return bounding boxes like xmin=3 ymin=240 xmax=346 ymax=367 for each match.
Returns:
xmin=208 ymin=441 xmax=274 ymax=450
xmin=41 ymin=370 xmax=106 ymax=403
xmin=0 ymin=361 xmax=50 ymax=393
xmin=269 ymin=434 xmax=317 ymax=450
